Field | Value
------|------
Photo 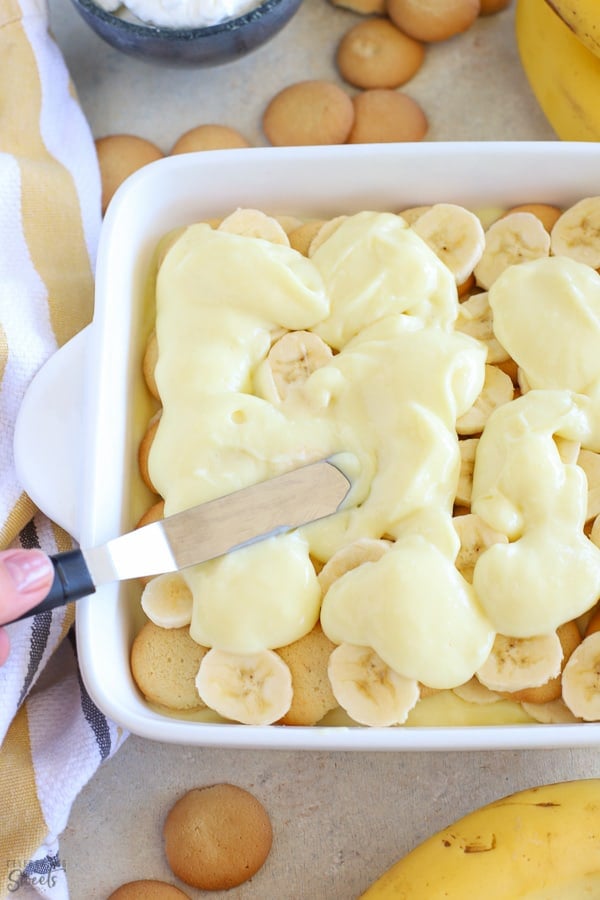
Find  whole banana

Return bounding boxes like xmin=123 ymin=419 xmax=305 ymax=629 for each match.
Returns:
xmin=515 ymin=0 xmax=600 ymax=141
xmin=360 ymin=779 xmax=600 ymax=898
xmin=545 ymin=0 xmax=600 ymax=59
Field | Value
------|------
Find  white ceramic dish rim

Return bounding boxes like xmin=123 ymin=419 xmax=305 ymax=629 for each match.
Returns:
xmin=16 ymin=141 xmax=600 ymax=749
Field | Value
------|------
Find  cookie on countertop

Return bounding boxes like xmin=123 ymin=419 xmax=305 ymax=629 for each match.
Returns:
xmin=329 ymin=0 xmax=386 ymax=14
xmin=386 ymin=0 xmax=480 ymax=42
xmin=262 ymin=80 xmax=354 ymax=146
xmin=170 ymin=124 xmax=252 ymax=154
xmin=347 ymin=89 xmax=428 ymax=143
xmin=163 ymin=784 xmax=273 ymax=890
xmin=336 ymin=17 xmax=425 ymax=90
xmin=95 ymin=134 xmax=164 ymax=214
xmin=108 ymin=881 xmax=190 ymax=899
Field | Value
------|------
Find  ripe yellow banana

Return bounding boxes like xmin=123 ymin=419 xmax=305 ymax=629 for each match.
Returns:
xmin=545 ymin=0 xmax=600 ymax=60
xmin=515 ymin=0 xmax=600 ymax=141
xmin=360 ymin=779 xmax=600 ymax=898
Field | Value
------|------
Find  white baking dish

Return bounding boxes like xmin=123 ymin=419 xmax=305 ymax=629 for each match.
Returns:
xmin=15 ymin=141 xmax=600 ymax=749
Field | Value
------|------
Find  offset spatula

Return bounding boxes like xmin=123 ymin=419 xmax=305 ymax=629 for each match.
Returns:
xmin=10 ymin=458 xmax=351 ymax=624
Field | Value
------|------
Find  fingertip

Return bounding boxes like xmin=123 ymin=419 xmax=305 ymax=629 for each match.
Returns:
xmin=0 ymin=549 xmax=54 ymax=624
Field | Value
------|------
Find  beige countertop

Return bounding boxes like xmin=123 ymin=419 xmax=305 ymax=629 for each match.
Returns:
xmin=45 ymin=2 xmax=597 ymax=898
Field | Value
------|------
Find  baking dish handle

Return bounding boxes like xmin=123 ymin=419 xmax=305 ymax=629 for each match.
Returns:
xmin=13 ymin=326 xmax=89 ymax=541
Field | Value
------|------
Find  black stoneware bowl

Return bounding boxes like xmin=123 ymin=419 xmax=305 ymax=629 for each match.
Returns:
xmin=69 ymin=0 xmax=303 ymax=67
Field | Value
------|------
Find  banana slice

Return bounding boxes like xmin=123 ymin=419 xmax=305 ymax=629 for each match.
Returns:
xmin=456 ymin=438 xmax=479 ymax=507
xmin=474 ymin=211 xmax=551 ymax=290
xmin=255 ymin=330 xmax=333 ymax=403
xmin=550 ymin=197 xmax=600 ymax=269
xmin=398 ymin=205 xmax=431 ymax=226
xmin=411 ymin=203 xmax=486 ymax=285
xmin=521 ymin=698 xmax=582 ymax=724
xmin=454 ymin=292 xmax=510 ymax=364
xmin=452 ymin=677 xmax=502 ymax=704
xmin=271 ymin=330 xmax=334 ymax=397
xmin=195 ymin=647 xmax=293 ymax=725
xmin=141 ymin=572 xmax=194 ymax=628
xmin=327 ymin=643 xmax=420 ymax=727
xmin=562 ymin=631 xmax=600 ymax=721
xmin=497 ymin=619 xmax=581 ymax=704
xmin=577 ymin=449 xmax=600 ymax=521
xmin=307 ymin=215 xmax=348 ymax=256
xmin=317 ymin=538 xmax=392 ymax=596
xmin=217 ymin=207 xmax=290 ymax=246
xmin=476 ymin=632 xmax=563 ymax=694
xmin=452 ymin=512 xmax=508 ymax=583
xmin=455 ymin=363 xmax=514 ymax=436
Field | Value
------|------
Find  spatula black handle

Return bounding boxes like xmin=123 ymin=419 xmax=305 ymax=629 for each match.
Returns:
xmin=7 ymin=549 xmax=96 ymax=624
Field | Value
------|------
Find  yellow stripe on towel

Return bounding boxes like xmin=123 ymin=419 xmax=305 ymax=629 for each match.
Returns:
xmin=0 ymin=2 xmax=94 ymax=348
xmin=0 ymin=706 xmax=48 ymax=896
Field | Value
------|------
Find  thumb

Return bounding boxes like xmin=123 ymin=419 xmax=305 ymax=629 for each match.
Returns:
xmin=0 ymin=549 xmax=55 ymax=625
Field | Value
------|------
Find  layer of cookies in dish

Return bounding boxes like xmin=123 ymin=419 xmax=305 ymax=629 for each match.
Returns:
xmin=132 ymin=197 xmax=600 ymax=728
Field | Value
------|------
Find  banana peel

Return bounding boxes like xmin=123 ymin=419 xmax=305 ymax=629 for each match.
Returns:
xmin=545 ymin=0 xmax=600 ymax=60
xmin=360 ymin=779 xmax=600 ymax=898
xmin=515 ymin=0 xmax=600 ymax=141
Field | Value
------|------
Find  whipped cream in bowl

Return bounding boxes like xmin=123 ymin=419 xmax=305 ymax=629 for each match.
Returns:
xmin=95 ymin=0 xmax=267 ymax=28
xmin=69 ymin=0 xmax=302 ymax=66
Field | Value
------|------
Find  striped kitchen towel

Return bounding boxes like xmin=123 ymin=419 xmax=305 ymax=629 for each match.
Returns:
xmin=0 ymin=1 xmax=127 ymax=896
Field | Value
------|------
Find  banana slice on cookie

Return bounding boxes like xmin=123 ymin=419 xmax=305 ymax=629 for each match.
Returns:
xmin=195 ymin=648 xmax=293 ymax=725
xmin=455 ymin=363 xmax=514 ymax=436
xmin=521 ymin=698 xmax=582 ymax=724
xmin=474 ymin=211 xmax=551 ymax=290
xmin=308 ymin=215 xmax=348 ymax=256
xmin=217 ymin=207 xmax=290 ymax=246
xmin=398 ymin=205 xmax=431 ymax=226
xmin=452 ymin=677 xmax=502 ymax=705
xmin=475 ymin=632 xmax=563 ymax=694
xmin=317 ymin=537 xmax=392 ymax=596
xmin=141 ymin=572 xmax=194 ymax=628
xmin=562 ymin=631 xmax=600 ymax=721
xmin=455 ymin=292 xmax=510 ymax=364
xmin=255 ymin=330 xmax=333 ymax=403
xmin=327 ymin=643 xmax=420 ymax=727
xmin=411 ymin=203 xmax=485 ymax=285
xmin=452 ymin=512 xmax=508 ymax=583
xmin=550 ymin=197 xmax=600 ymax=269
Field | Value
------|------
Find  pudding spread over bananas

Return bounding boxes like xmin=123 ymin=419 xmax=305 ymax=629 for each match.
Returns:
xmin=141 ymin=199 xmax=600 ymax=727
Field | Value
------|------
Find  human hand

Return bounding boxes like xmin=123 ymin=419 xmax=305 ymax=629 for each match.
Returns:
xmin=0 ymin=549 xmax=55 ymax=665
